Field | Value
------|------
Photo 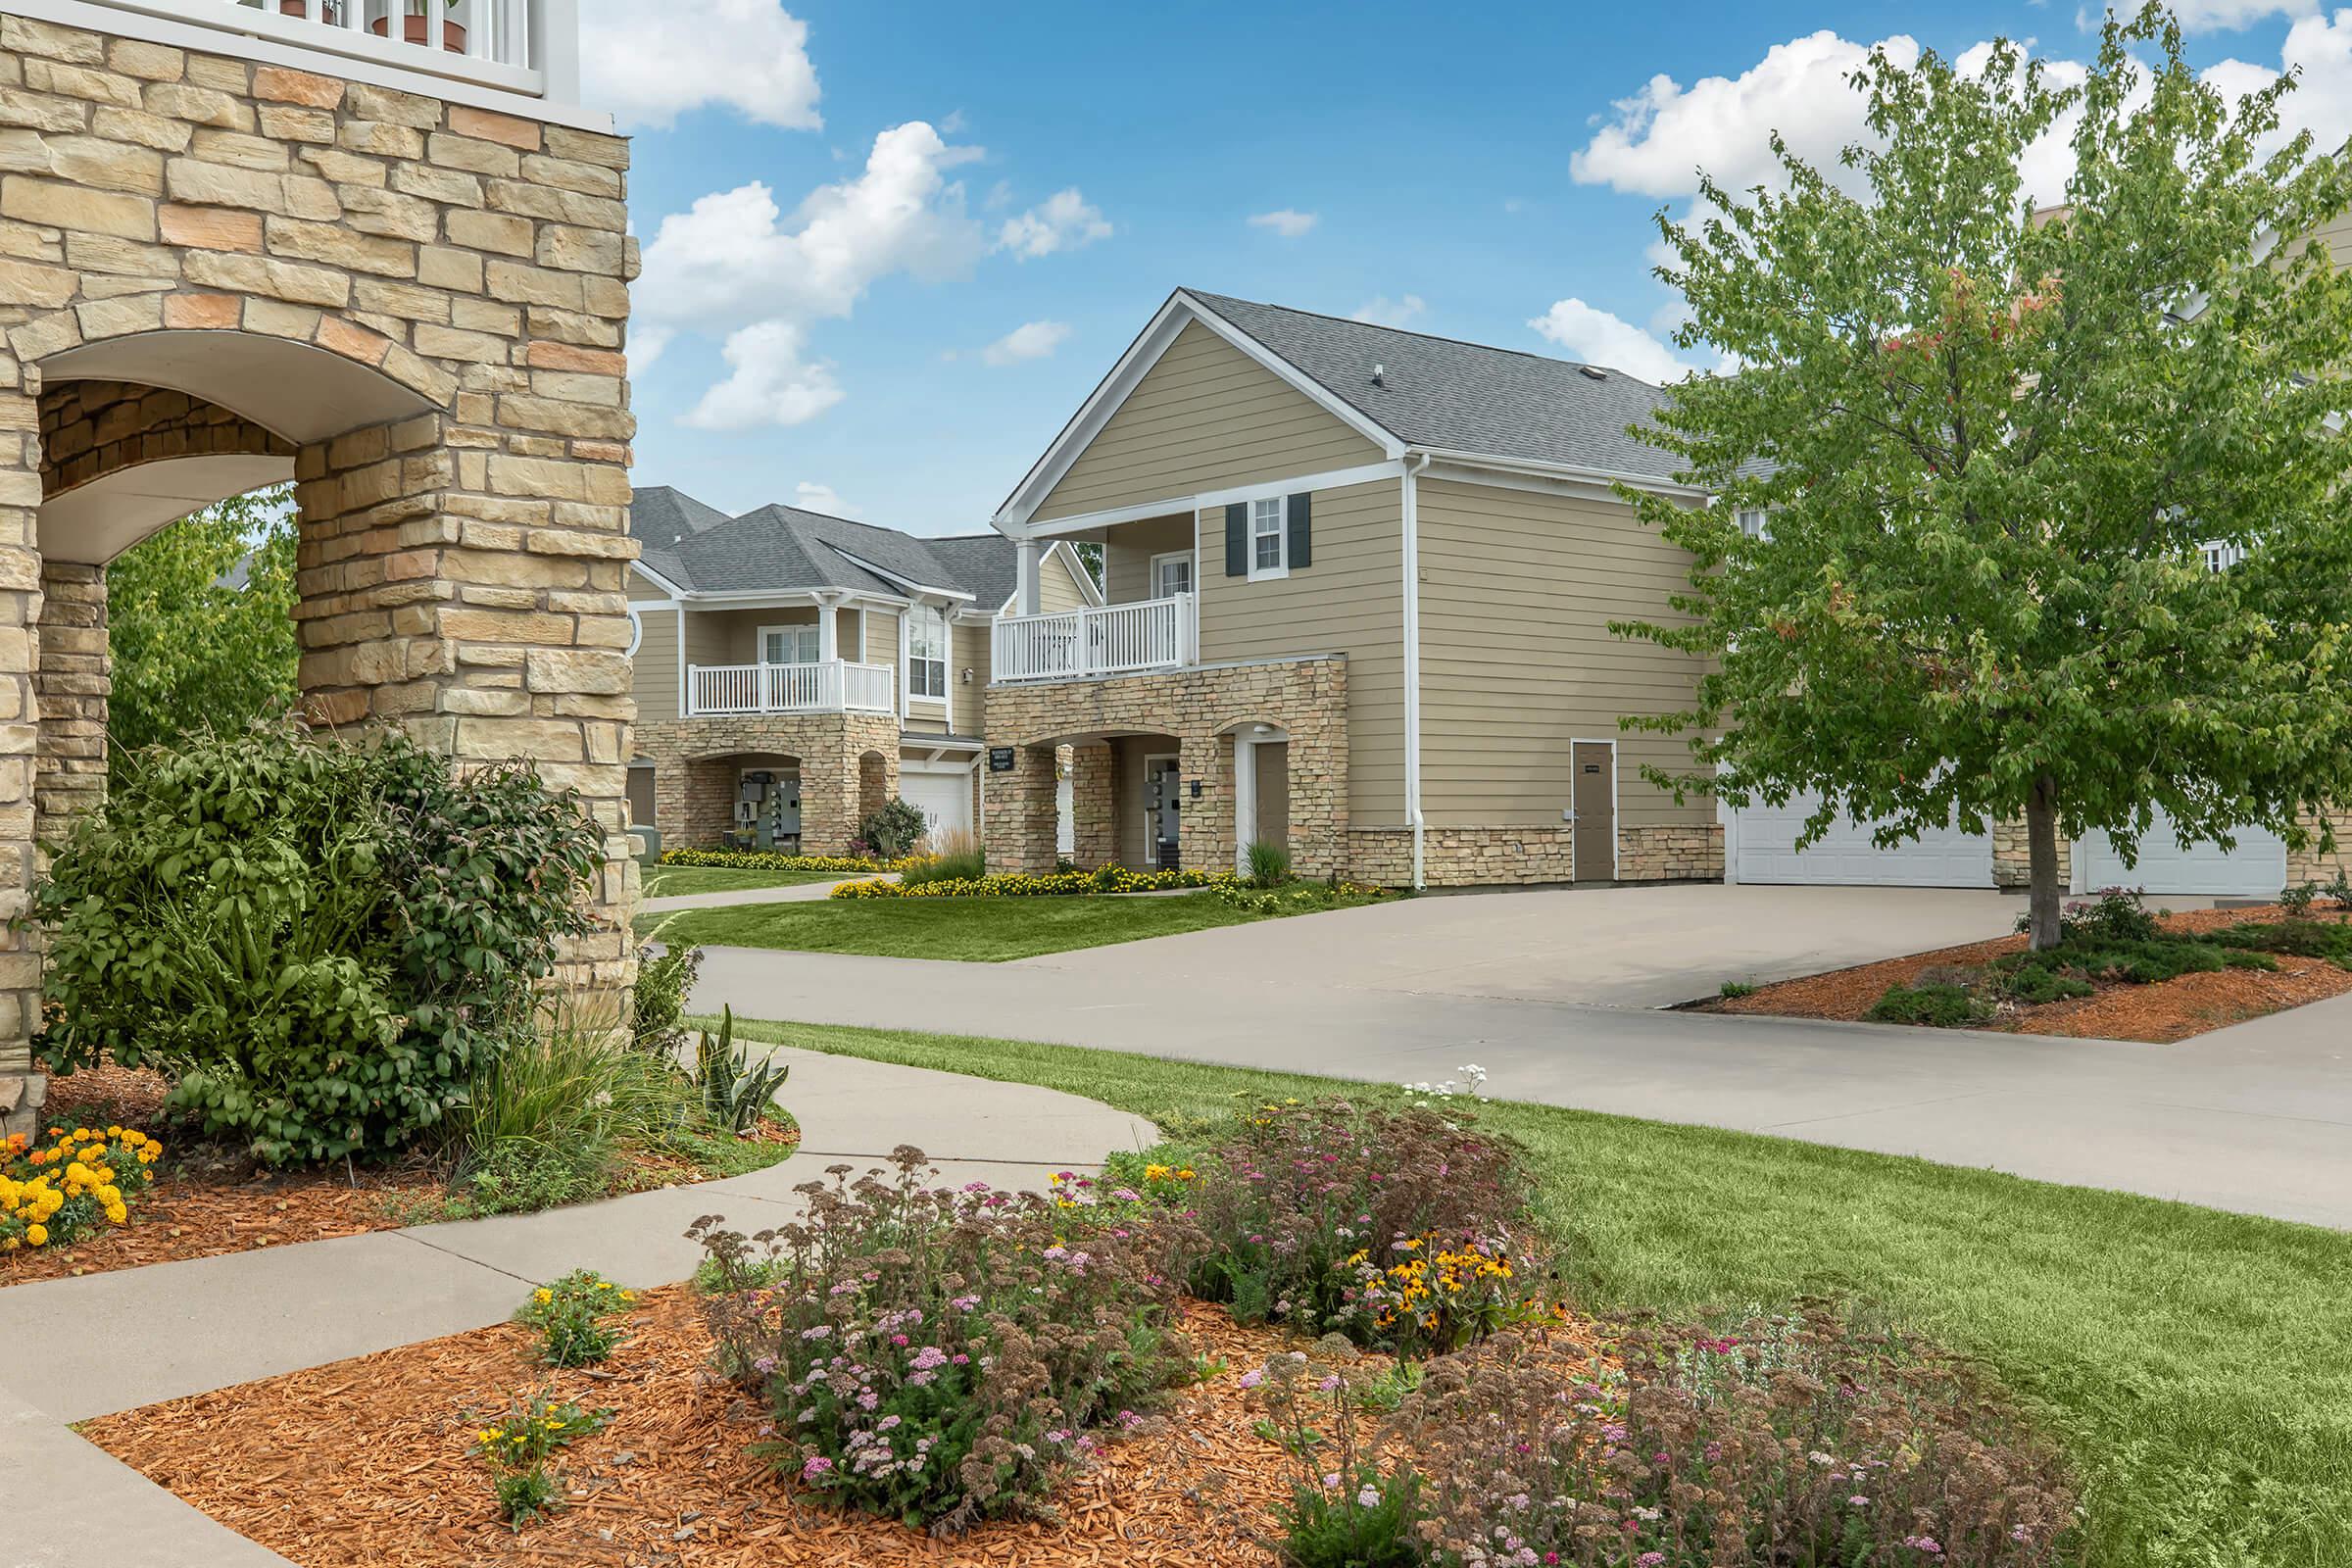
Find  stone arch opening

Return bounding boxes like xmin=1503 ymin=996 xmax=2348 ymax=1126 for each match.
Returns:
xmin=858 ymin=747 xmax=891 ymax=832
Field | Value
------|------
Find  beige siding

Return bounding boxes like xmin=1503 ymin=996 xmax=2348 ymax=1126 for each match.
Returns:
xmin=630 ymin=606 xmax=679 ymax=724
xmin=1415 ymin=476 xmax=1711 ymax=832
xmin=1039 ymin=547 xmax=1093 ymax=611
xmin=627 ymin=565 xmax=671 ymax=603
xmin=1196 ymin=478 xmax=1405 ymax=824
xmin=1033 ymin=320 xmax=1383 ymax=522
xmin=1102 ymin=514 xmax=1194 ymax=604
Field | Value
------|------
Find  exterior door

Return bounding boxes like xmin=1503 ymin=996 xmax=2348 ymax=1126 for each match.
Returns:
xmin=624 ymin=764 xmax=656 ymax=827
xmin=1144 ymin=756 xmax=1181 ymax=870
xmin=1571 ymin=742 xmax=1616 ymax=881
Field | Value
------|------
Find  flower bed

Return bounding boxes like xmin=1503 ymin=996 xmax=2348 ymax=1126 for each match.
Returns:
xmin=832 ymin=864 xmax=1244 ymax=900
xmin=662 ymin=848 xmax=912 ymax=875
xmin=2 ymin=1119 xmax=158 ymax=1253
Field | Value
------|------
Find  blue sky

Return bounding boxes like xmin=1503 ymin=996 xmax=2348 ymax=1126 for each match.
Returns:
xmin=589 ymin=1 xmax=2352 ymax=533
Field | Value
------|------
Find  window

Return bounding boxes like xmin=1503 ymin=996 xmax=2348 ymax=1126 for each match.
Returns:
xmin=1152 ymin=551 xmax=1195 ymax=600
xmin=1250 ymin=495 xmax=1287 ymax=578
xmin=760 ymin=624 xmax=819 ymax=665
xmin=2200 ymin=541 xmax=2247 ymax=573
xmin=624 ymin=606 xmax=644 ymax=658
xmin=1735 ymin=508 xmax=1771 ymax=541
xmin=906 ymin=605 xmax=948 ymax=701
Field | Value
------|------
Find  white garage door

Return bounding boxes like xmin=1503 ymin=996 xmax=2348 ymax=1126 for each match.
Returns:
xmin=901 ymin=767 xmax=972 ymax=843
xmin=1732 ymin=793 xmax=1994 ymax=888
xmin=2081 ymin=810 xmax=2285 ymax=897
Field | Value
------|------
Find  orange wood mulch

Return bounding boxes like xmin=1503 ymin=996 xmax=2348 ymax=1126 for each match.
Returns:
xmin=1699 ymin=903 xmax=2352 ymax=1043
xmin=4 ymin=1067 xmax=798 ymax=1286
xmin=82 ymin=1288 xmax=1384 ymax=1568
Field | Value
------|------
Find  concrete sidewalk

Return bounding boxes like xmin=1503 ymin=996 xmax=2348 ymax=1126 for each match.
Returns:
xmin=0 ymin=1046 xmax=1154 ymax=1567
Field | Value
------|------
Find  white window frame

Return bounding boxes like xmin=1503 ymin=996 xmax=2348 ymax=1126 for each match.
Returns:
xmin=1735 ymin=508 xmax=1771 ymax=541
xmin=1249 ymin=495 xmax=1288 ymax=581
xmin=624 ymin=606 xmax=644 ymax=658
xmin=759 ymin=623 xmax=819 ymax=665
xmin=1150 ymin=549 xmax=1196 ymax=601
xmin=906 ymin=604 xmax=949 ymax=703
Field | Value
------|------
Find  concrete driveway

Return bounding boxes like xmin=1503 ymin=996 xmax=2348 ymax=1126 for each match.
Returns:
xmin=1026 ymin=882 xmax=2027 ymax=1008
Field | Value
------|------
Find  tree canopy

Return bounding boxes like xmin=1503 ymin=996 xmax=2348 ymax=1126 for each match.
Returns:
xmin=105 ymin=485 xmax=299 ymax=764
xmin=1615 ymin=4 xmax=2352 ymax=944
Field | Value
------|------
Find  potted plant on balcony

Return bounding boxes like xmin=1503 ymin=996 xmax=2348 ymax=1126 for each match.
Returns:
xmin=368 ymin=0 xmax=466 ymax=53
xmin=275 ymin=2 xmax=345 ymax=24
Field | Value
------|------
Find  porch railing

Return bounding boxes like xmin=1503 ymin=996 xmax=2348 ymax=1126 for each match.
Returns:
xmin=55 ymin=1 xmax=585 ymax=116
xmin=687 ymin=661 xmax=897 ymax=716
xmin=992 ymin=594 xmax=1195 ymax=683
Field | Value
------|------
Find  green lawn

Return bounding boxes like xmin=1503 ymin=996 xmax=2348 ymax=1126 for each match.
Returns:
xmin=641 ymin=864 xmax=865 ymax=897
xmin=638 ymin=891 xmax=1332 ymax=961
xmin=713 ymin=1014 xmax=2352 ymax=1568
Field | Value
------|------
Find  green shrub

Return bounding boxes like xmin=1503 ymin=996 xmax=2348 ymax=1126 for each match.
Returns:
xmin=631 ymin=942 xmax=702 ymax=1055
xmin=1247 ymin=839 xmax=1294 ymax=889
xmin=492 ymin=1465 xmax=562 ymax=1530
xmin=30 ymin=723 xmax=601 ymax=1165
xmin=1866 ymin=981 xmax=1986 ymax=1027
xmin=463 ymin=1140 xmax=607 ymax=1217
xmin=2208 ymin=919 xmax=2352 ymax=963
xmin=1718 ymin=979 xmax=1758 ymax=999
xmin=690 ymin=1005 xmax=790 ymax=1134
xmin=856 ymin=797 xmax=929 ymax=858
xmin=2280 ymin=881 xmax=2322 ymax=919
xmin=517 ymin=1269 xmax=637 ymax=1366
xmin=1274 ymin=1462 xmax=1427 ymax=1568
xmin=2000 ymin=966 xmax=2094 ymax=1005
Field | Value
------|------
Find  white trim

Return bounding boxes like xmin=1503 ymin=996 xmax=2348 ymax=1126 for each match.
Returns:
xmin=1410 ymin=445 xmax=1707 ymax=499
xmin=631 ymin=560 xmax=690 ymax=599
xmin=1009 ymin=462 xmax=1404 ymax=542
xmin=1569 ymin=737 xmax=1622 ymax=882
xmin=1419 ymin=462 xmax=1653 ymax=507
xmin=16 ymin=0 xmax=610 ymax=131
xmin=757 ymin=622 xmax=819 ymax=666
xmin=1401 ymin=454 xmax=1429 ymax=890
xmin=623 ymin=605 xmax=644 ymax=658
xmin=1149 ymin=548 xmax=1197 ymax=602
xmin=675 ymin=600 xmax=687 ymax=720
xmin=1233 ymin=734 xmax=1257 ymax=875
xmin=1245 ymin=494 xmax=1289 ymax=581
xmin=995 ymin=539 xmax=1108 ymax=613
xmin=994 ymin=292 xmax=1406 ymax=528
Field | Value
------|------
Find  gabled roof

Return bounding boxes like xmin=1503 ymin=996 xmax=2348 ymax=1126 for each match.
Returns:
xmin=997 ymin=288 xmax=1703 ymax=526
xmin=628 ymin=486 xmax=997 ymax=602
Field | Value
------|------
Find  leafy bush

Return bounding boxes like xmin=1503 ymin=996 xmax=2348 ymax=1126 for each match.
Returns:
xmin=32 ymin=724 xmax=601 ymax=1165
xmin=1125 ymin=1098 xmax=1542 ymax=1355
xmin=1248 ymin=840 xmax=1294 ymax=889
xmin=632 ymin=942 xmax=702 ymax=1055
xmin=1867 ymin=981 xmax=1988 ymax=1027
xmin=1391 ymin=1305 xmax=2075 ymax=1568
xmin=2000 ymin=966 xmax=2094 ymax=1005
xmin=858 ymin=798 xmax=931 ymax=859
xmin=2280 ymin=881 xmax=2321 ymax=919
xmin=690 ymin=1005 xmax=791 ymax=1134
xmin=832 ymin=864 xmax=1246 ymax=900
xmin=901 ymin=828 xmax=986 ymax=887
xmin=688 ymin=1148 xmax=1201 ymax=1531
xmin=2064 ymin=885 xmax=2161 ymax=943
xmin=1 ymin=1123 xmax=161 ymax=1252
xmin=517 ymin=1269 xmax=637 ymax=1366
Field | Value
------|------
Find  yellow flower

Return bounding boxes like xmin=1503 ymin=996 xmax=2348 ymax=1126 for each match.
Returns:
xmin=533 ymin=1288 xmax=552 ymax=1304
xmin=24 ymin=1223 xmax=45 ymax=1247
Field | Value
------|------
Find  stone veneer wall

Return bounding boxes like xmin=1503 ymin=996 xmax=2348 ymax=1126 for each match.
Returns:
xmin=0 ymin=13 xmax=646 ymax=1131
xmin=32 ymin=560 xmax=107 ymax=846
xmin=1991 ymin=817 xmax=2071 ymax=891
xmin=984 ymin=656 xmax=1348 ymax=878
xmin=37 ymin=378 xmax=291 ymax=490
xmin=1346 ymin=822 xmax=1724 ymax=887
xmin=633 ymin=712 xmax=900 ymax=855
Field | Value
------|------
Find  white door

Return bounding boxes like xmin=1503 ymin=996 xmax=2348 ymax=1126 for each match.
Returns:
xmin=901 ymin=768 xmax=971 ymax=844
xmin=1731 ymin=792 xmax=1993 ymax=888
xmin=1055 ymin=772 xmax=1075 ymax=856
xmin=2080 ymin=810 xmax=2286 ymax=897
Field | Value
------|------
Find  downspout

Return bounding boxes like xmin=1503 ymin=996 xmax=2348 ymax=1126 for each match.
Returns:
xmin=1401 ymin=452 xmax=1432 ymax=890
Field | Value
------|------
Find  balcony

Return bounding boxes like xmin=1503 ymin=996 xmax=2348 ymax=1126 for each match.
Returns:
xmin=993 ymin=595 xmax=1196 ymax=684
xmin=30 ymin=0 xmax=599 ymax=128
xmin=687 ymin=661 xmax=897 ymax=718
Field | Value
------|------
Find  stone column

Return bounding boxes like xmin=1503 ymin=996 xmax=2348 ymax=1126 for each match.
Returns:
xmin=0 ymin=365 xmax=42 ymax=1137
xmin=34 ymin=561 xmax=109 ymax=846
xmin=1178 ymin=729 xmax=1235 ymax=876
xmin=984 ymin=741 xmax=1060 ymax=875
xmin=1069 ymin=741 xmax=1116 ymax=868
xmin=797 ymin=732 xmax=858 ymax=856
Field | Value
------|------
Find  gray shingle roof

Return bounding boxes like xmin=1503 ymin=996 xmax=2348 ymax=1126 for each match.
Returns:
xmin=628 ymin=486 xmax=1013 ymax=602
xmin=1183 ymin=290 xmax=1691 ymax=483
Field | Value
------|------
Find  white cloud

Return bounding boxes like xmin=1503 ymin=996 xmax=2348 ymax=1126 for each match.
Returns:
xmin=1528 ymin=298 xmax=1701 ymax=385
xmin=794 ymin=481 xmax=859 ymax=517
xmin=2158 ymin=0 xmax=2316 ymax=29
xmin=578 ymin=0 xmax=821 ymax=131
xmin=1247 ymin=208 xmax=1319 ymax=238
xmin=997 ymin=188 xmax=1112 ymax=258
xmin=681 ymin=321 xmax=843 ymax=430
xmin=2207 ymin=11 xmax=2352 ymax=161
xmin=981 ymin=319 xmax=1072 ymax=366
xmin=1351 ymin=294 xmax=1427 ymax=328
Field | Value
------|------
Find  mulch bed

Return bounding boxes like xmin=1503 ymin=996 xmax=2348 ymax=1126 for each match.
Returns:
xmin=1697 ymin=903 xmax=2352 ymax=1043
xmin=4 ymin=1067 xmax=799 ymax=1287
xmin=80 ymin=1289 xmax=1498 ymax=1568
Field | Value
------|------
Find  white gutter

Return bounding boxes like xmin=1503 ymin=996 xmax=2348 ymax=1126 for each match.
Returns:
xmin=1401 ymin=451 xmax=1432 ymax=890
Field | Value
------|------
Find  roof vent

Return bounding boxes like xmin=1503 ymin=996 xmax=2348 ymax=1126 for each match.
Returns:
xmin=1579 ymin=366 xmax=1607 ymax=381
xmin=1370 ymin=363 xmax=1385 ymax=387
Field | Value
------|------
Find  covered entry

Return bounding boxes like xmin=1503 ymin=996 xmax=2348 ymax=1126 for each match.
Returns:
xmin=1230 ymin=719 xmax=1291 ymax=872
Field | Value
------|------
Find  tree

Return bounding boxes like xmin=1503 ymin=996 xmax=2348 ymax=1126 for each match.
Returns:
xmin=105 ymin=485 xmax=299 ymax=763
xmin=1615 ymin=4 xmax=2352 ymax=949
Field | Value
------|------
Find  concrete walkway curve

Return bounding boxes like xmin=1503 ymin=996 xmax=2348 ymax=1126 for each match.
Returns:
xmin=0 ymin=1046 xmax=1154 ymax=1567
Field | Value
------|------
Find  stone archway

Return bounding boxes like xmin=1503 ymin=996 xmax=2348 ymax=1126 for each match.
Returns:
xmin=0 ymin=24 xmax=645 ymax=1134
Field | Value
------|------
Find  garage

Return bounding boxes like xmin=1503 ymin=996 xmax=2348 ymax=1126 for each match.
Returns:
xmin=2079 ymin=810 xmax=2286 ymax=897
xmin=900 ymin=762 xmax=974 ymax=844
xmin=1728 ymin=792 xmax=1994 ymax=888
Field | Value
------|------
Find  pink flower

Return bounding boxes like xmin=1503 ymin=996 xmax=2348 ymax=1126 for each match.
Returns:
xmin=801 ymin=1456 xmax=833 ymax=1481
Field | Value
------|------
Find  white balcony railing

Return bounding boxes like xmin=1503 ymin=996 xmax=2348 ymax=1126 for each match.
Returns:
xmin=993 ymin=595 xmax=1195 ymax=683
xmin=687 ymin=661 xmax=896 ymax=717
xmin=45 ymin=1 xmax=590 ymax=122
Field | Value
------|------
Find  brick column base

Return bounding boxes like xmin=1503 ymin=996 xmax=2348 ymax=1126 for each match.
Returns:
xmin=983 ymin=742 xmax=1060 ymax=874
xmin=1069 ymin=742 xmax=1115 ymax=867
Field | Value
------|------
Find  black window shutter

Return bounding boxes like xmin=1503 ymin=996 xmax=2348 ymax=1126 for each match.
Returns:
xmin=1287 ymin=492 xmax=1312 ymax=569
xmin=1225 ymin=502 xmax=1248 ymax=576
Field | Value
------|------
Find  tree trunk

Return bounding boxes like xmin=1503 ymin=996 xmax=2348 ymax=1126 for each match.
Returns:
xmin=2026 ymin=773 xmax=2064 ymax=951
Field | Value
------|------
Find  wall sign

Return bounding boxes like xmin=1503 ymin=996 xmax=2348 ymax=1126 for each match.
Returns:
xmin=988 ymin=747 xmax=1015 ymax=772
